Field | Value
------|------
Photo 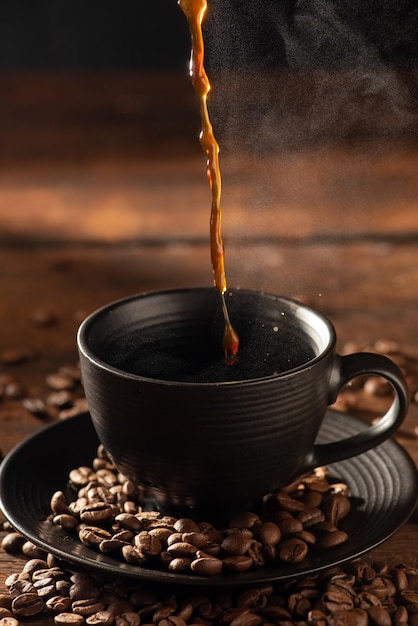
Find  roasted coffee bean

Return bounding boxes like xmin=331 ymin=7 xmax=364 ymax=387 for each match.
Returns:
xmin=72 ymin=599 xmax=106 ymax=617
xmin=223 ymin=556 xmax=253 ymax=573
xmin=121 ymin=545 xmax=148 ymax=566
xmin=79 ymin=526 xmax=112 ymax=548
xmin=246 ymin=541 xmax=265 ymax=567
xmin=317 ymin=529 xmax=348 ymax=549
xmin=221 ymin=532 xmax=252 ymax=556
xmin=8 ymin=580 xmax=36 ymax=599
xmin=22 ymin=398 xmax=48 ymax=418
xmin=167 ymin=542 xmax=198 ymax=559
xmin=53 ymin=514 xmax=80 ymax=532
xmin=50 ymin=491 xmax=68 ymax=515
xmin=69 ymin=576 xmax=100 ymax=602
xmin=267 ymin=493 xmax=305 ymax=513
xmin=190 ymin=557 xmax=223 ymax=576
xmin=297 ymin=507 xmax=325 ymax=527
xmin=1 ymin=533 xmax=25 ymax=554
xmin=115 ymin=513 xmax=142 ymax=532
xmin=237 ymin=588 xmax=269 ymax=611
xmin=54 ymin=613 xmax=85 ymax=625
xmin=173 ymin=518 xmax=200 ymax=533
xmin=133 ymin=531 xmax=162 ymax=558
xmin=323 ymin=493 xmax=351 ymax=524
xmin=32 ymin=568 xmax=65 ymax=583
xmin=45 ymin=596 xmax=72 ymax=613
xmin=11 ymin=593 xmax=45 ymax=617
xmin=69 ymin=467 xmax=96 ymax=487
xmin=47 ymin=390 xmax=74 ymax=409
xmin=229 ymin=512 xmax=261 ymax=530
xmin=229 ymin=612 xmax=261 ymax=626
xmin=168 ymin=558 xmax=192 ymax=573
xmin=21 ymin=542 xmax=46 ymax=560
xmin=46 ymin=373 xmax=75 ymax=391
xmin=80 ymin=502 xmax=116 ymax=524
xmin=367 ymin=606 xmax=392 ymax=626
xmin=276 ymin=516 xmax=304 ymax=537
xmin=149 ymin=528 xmax=173 ymax=545
xmin=255 ymin=522 xmax=281 ymax=546
xmin=181 ymin=532 xmax=208 ymax=549
xmin=278 ymin=538 xmax=308 ymax=563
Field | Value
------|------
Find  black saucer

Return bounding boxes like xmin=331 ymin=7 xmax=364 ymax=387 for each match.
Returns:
xmin=0 ymin=410 xmax=417 ymax=587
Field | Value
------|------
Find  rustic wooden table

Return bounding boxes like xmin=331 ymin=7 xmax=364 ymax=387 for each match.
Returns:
xmin=1 ymin=72 xmax=418 ymax=619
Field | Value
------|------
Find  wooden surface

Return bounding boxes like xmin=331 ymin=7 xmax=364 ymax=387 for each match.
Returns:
xmin=1 ymin=72 xmax=418 ymax=604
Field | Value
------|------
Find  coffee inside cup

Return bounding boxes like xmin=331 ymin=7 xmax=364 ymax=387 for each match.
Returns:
xmin=93 ymin=290 xmax=319 ymax=383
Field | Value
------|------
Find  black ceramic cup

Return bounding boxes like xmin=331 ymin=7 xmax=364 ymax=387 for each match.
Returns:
xmin=77 ymin=287 xmax=409 ymax=519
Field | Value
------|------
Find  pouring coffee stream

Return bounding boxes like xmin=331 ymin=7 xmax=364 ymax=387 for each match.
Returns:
xmin=178 ymin=0 xmax=239 ymax=365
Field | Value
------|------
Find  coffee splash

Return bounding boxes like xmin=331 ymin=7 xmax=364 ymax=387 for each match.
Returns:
xmin=178 ymin=0 xmax=239 ymax=366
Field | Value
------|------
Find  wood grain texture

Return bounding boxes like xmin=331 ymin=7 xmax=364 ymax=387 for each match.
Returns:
xmin=1 ymin=72 xmax=418 ymax=601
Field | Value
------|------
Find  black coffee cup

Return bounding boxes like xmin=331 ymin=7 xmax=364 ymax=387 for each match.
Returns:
xmin=77 ymin=287 xmax=409 ymax=518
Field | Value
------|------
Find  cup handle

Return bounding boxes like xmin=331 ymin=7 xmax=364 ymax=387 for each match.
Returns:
xmin=300 ymin=352 xmax=410 ymax=472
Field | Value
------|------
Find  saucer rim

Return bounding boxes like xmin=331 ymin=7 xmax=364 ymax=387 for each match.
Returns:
xmin=0 ymin=410 xmax=416 ymax=587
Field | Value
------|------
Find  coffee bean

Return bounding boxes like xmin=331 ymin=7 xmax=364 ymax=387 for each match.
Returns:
xmin=255 ymin=522 xmax=281 ymax=546
xmin=121 ymin=545 xmax=148 ymax=566
xmin=277 ymin=538 xmax=308 ymax=563
xmin=167 ymin=558 xmax=192 ymax=573
xmin=367 ymin=606 xmax=392 ymax=626
xmin=223 ymin=556 xmax=253 ymax=573
xmin=11 ymin=593 xmax=45 ymax=617
xmin=297 ymin=507 xmax=325 ymax=527
xmin=22 ymin=398 xmax=49 ymax=418
xmin=79 ymin=526 xmax=112 ymax=548
xmin=46 ymin=373 xmax=75 ymax=391
xmin=190 ymin=557 xmax=223 ymax=576
xmin=80 ymin=502 xmax=116 ymax=524
xmin=47 ymin=390 xmax=74 ymax=409
xmin=21 ymin=542 xmax=46 ymax=560
xmin=167 ymin=542 xmax=198 ymax=559
xmin=228 ymin=512 xmax=261 ymax=530
xmin=85 ymin=610 xmax=115 ymax=625
xmin=317 ymin=529 xmax=348 ymax=549
xmin=133 ymin=531 xmax=162 ymax=558
xmin=53 ymin=514 xmax=80 ymax=532
xmin=54 ymin=613 xmax=85 ymax=625
xmin=72 ymin=599 xmax=105 ymax=617
xmin=323 ymin=493 xmax=351 ymax=524
xmin=45 ymin=596 xmax=72 ymax=613
xmin=229 ymin=612 xmax=262 ymax=626
xmin=1 ymin=533 xmax=25 ymax=554
xmin=221 ymin=532 xmax=252 ymax=556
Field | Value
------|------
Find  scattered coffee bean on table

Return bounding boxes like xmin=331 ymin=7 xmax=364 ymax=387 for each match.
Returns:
xmin=3 ymin=534 xmax=418 ymax=625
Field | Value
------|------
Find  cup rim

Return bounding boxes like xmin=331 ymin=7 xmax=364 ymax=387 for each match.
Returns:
xmin=77 ymin=287 xmax=336 ymax=387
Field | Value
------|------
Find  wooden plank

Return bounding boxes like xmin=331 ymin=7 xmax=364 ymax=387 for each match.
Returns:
xmin=1 ymin=241 xmax=418 ymax=597
xmin=0 ymin=73 xmax=418 ymax=242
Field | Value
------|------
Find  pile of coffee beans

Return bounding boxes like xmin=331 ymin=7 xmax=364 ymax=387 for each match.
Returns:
xmin=3 ymin=533 xmax=418 ymax=625
xmin=45 ymin=446 xmax=351 ymax=578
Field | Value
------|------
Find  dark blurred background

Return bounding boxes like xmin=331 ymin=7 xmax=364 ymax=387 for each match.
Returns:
xmin=0 ymin=0 xmax=417 ymax=70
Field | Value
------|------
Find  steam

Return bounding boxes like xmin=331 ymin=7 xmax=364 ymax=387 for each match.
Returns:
xmin=204 ymin=0 xmax=415 ymax=151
